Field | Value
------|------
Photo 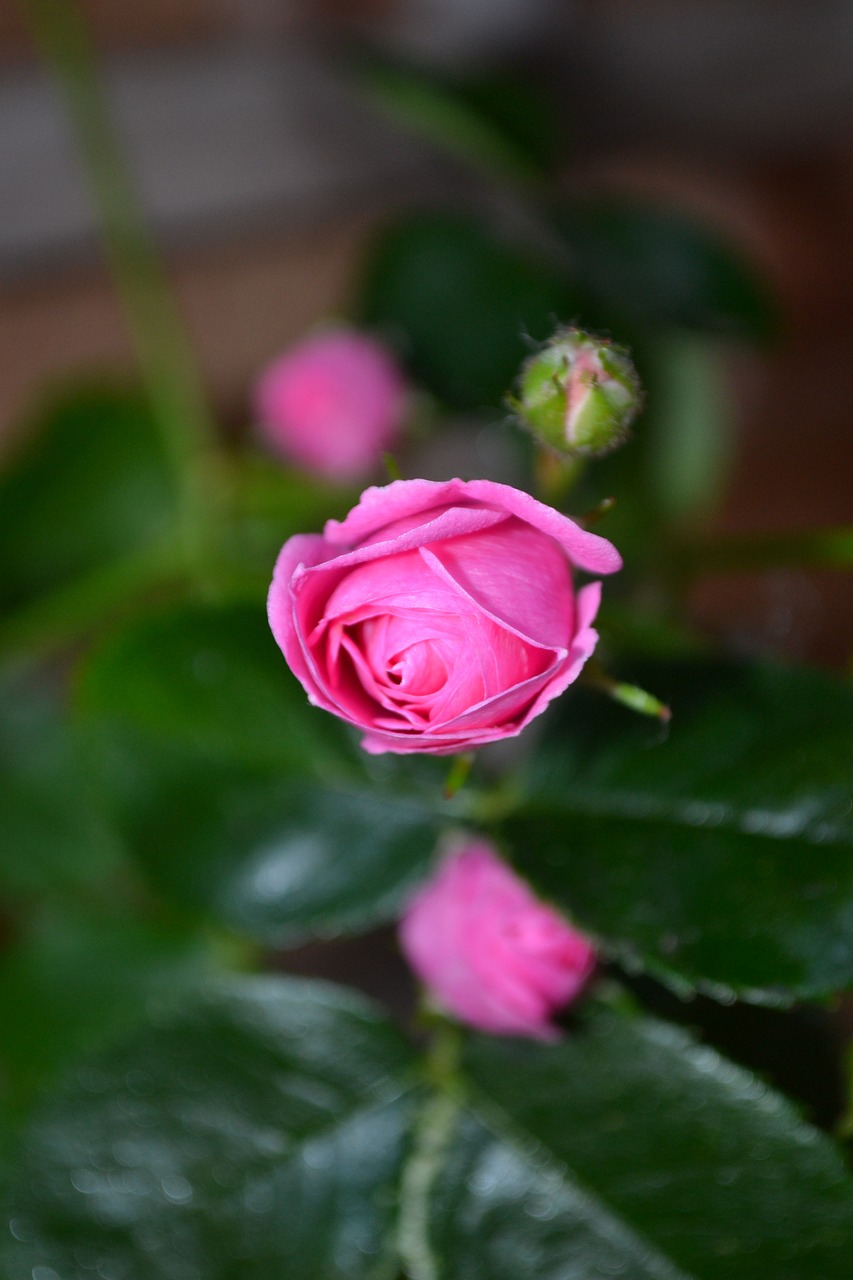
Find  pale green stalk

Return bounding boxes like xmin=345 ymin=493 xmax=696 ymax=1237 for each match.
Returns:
xmin=19 ymin=0 xmax=218 ymax=571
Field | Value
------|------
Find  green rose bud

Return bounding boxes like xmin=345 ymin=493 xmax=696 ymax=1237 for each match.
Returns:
xmin=514 ymin=328 xmax=642 ymax=458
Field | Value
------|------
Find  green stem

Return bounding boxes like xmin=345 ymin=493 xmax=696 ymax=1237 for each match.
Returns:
xmin=383 ymin=452 xmax=403 ymax=482
xmin=19 ymin=0 xmax=218 ymax=570
xmin=398 ymin=1088 xmax=459 ymax=1280
xmin=423 ymin=1015 xmax=463 ymax=1089
xmin=443 ymin=752 xmax=475 ymax=801
xmin=398 ymin=1020 xmax=463 ymax=1280
xmin=534 ymin=448 xmax=587 ymax=506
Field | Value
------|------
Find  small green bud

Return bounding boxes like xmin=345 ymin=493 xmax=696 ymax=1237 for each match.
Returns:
xmin=514 ymin=328 xmax=642 ymax=458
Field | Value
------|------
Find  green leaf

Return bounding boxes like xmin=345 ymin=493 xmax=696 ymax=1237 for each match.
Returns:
xmin=76 ymin=601 xmax=447 ymax=944
xmin=361 ymin=62 xmax=554 ymax=185
xmin=100 ymin=758 xmax=444 ymax=947
xmin=76 ymin=598 xmax=355 ymax=776
xmin=424 ymin=1111 xmax=680 ymax=1280
xmin=0 ymin=664 xmax=122 ymax=901
xmin=1 ymin=976 xmax=418 ymax=1279
xmin=0 ymin=910 xmax=220 ymax=1130
xmin=359 ymin=212 xmax=583 ymax=410
xmin=502 ymin=662 xmax=853 ymax=1002
xmin=451 ymin=76 xmax=558 ymax=177
xmin=556 ymin=200 xmax=778 ymax=341
xmin=419 ymin=1008 xmax=853 ymax=1279
xmin=0 ymin=383 xmax=176 ymax=615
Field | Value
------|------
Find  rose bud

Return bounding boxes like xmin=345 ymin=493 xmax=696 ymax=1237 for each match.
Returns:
xmin=267 ymin=478 xmax=621 ymax=755
xmin=254 ymin=327 xmax=407 ymax=480
xmin=515 ymin=328 xmax=642 ymax=457
xmin=399 ymin=840 xmax=596 ymax=1040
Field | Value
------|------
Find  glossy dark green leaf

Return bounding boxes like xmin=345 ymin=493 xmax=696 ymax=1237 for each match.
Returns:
xmin=0 ymin=383 xmax=176 ymax=614
xmin=102 ymin=755 xmax=443 ymax=946
xmin=359 ymin=212 xmax=583 ymax=410
xmin=556 ymin=200 xmax=778 ymax=341
xmin=502 ymin=662 xmax=853 ymax=1001
xmin=0 ymin=911 xmax=219 ymax=1130
xmin=417 ymin=1008 xmax=853 ymax=1279
xmin=421 ymin=1111 xmax=677 ymax=1280
xmin=0 ymin=664 xmax=122 ymax=900
xmin=76 ymin=599 xmax=355 ymax=776
xmin=76 ymin=602 xmax=448 ymax=944
xmin=1 ymin=977 xmax=418 ymax=1279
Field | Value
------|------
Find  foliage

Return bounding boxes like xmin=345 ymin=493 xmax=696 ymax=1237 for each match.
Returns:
xmin=2 ymin=18 xmax=852 ymax=1279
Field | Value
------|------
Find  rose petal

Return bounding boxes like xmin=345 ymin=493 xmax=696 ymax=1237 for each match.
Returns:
xmin=422 ymin=520 xmax=574 ymax=649
xmin=267 ymin=533 xmax=338 ymax=703
xmin=460 ymin=480 xmax=621 ymax=575
xmin=324 ymin=478 xmax=621 ymax=574
xmin=317 ymin=547 xmax=464 ymax=622
xmin=290 ymin=505 xmax=508 ymax=642
xmin=326 ymin=500 xmax=507 ymax=560
xmin=507 ymin=580 xmax=603 ymax=735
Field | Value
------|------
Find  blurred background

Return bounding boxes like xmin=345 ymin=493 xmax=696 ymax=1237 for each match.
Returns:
xmin=2 ymin=0 xmax=853 ymax=1136
xmin=3 ymin=0 xmax=853 ymax=659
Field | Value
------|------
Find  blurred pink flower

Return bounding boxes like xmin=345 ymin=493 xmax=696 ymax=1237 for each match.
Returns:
xmin=254 ymin=328 xmax=407 ymax=480
xmin=267 ymin=478 xmax=621 ymax=755
xmin=399 ymin=840 xmax=596 ymax=1039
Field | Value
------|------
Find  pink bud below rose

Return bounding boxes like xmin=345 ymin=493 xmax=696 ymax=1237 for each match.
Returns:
xmin=254 ymin=328 xmax=407 ymax=480
xmin=399 ymin=840 xmax=597 ymax=1040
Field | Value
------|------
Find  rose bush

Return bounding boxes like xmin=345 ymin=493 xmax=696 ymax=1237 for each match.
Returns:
xmin=399 ymin=839 xmax=597 ymax=1038
xmin=254 ymin=327 xmax=407 ymax=480
xmin=267 ymin=477 xmax=621 ymax=754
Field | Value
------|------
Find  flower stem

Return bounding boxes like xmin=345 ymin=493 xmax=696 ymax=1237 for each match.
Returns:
xmin=534 ymin=448 xmax=587 ymax=505
xmin=19 ymin=0 xmax=218 ymax=572
xmin=423 ymin=1015 xmax=463 ymax=1088
xmin=443 ymin=752 xmax=475 ymax=800
xmin=383 ymin=452 xmax=403 ymax=482
xmin=398 ymin=1020 xmax=463 ymax=1280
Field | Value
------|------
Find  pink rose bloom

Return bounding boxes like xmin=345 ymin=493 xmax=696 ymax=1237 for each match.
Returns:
xmin=399 ymin=841 xmax=596 ymax=1039
xmin=267 ymin=477 xmax=621 ymax=755
xmin=254 ymin=328 xmax=407 ymax=480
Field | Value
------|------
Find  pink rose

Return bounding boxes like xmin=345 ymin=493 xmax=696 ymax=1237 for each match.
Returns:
xmin=267 ymin=478 xmax=621 ymax=755
xmin=254 ymin=328 xmax=407 ymax=480
xmin=399 ymin=841 xmax=596 ymax=1039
